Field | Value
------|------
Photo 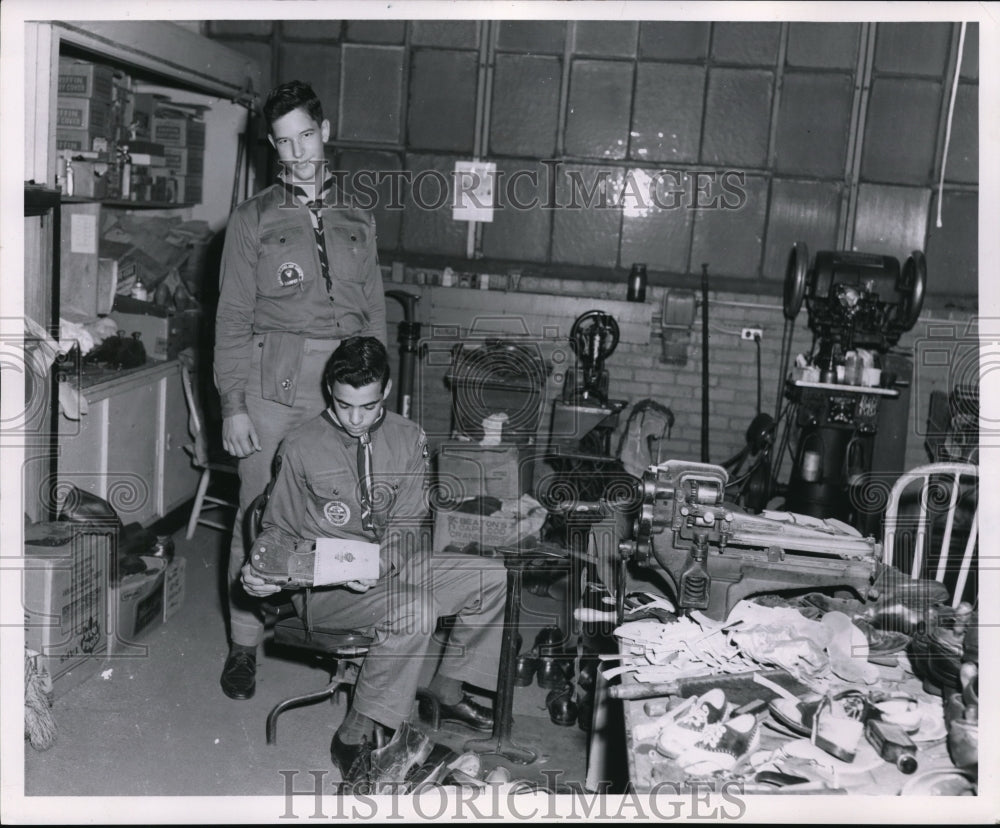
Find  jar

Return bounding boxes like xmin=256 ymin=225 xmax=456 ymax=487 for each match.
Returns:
xmin=627 ymin=263 xmax=647 ymax=302
xmin=844 ymin=351 xmax=863 ymax=385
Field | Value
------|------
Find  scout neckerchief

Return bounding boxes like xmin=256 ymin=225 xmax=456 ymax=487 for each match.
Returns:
xmin=280 ymin=173 xmax=335 ymax=295
xmin=321 ymin=407 xmax=387 ymax=541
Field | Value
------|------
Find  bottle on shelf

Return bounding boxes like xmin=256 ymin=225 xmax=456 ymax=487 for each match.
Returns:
xmin=130 ymin=278 xmax=148 ymax=302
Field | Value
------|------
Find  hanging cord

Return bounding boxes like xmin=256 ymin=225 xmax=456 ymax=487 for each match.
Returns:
xmin=754 ymin=332 xmax=763 ymax=415
xmin=936 ymin=22 xmax=966 ymax=228
xmin=773 ymin=315 xmax=796 ymax=422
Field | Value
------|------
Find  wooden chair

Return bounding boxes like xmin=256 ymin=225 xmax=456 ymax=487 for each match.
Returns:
xmin=882 ymin=462 xmax=978 ymax=608
xmin=178 ymin=360 xmax=239 ymax=540
xmin=243 ymin=491 xmax=375 ymax=745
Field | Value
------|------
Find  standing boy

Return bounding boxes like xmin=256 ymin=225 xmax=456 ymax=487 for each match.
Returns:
xmin=215 ymin=81 xmax=386 ymax=700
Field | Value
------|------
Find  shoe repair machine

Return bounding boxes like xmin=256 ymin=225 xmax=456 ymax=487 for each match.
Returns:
xmin=618 ymin=459 xmax=882 ymax=621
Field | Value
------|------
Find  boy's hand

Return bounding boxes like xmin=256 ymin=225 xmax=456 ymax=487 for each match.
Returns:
xmin=223 ymin=413 xmax=261 ymax=458
xmin=241 ymin=561 xmax=283 ymax=597
xmin=342 ymin=578 xmax=378 ymax=593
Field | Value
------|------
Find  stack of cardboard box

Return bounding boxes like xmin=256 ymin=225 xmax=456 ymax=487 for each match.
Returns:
xmin=152 ymin=105 xmax=206 ymax=204
xmin=56 ymin=57 xmax=115 ymax=153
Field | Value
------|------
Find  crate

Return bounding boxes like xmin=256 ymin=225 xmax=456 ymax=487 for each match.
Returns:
xmin=58 ymin=58 xmax=115 ymax=100
xmin=23 ymin=523 xmax=113 ymax=698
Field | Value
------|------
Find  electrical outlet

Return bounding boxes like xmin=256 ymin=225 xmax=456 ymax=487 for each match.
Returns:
xmin=741 ymin=328 xmax=763 ymax=341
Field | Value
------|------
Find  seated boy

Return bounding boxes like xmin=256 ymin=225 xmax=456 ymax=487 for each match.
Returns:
xmin=241 ymin=336 xmax=506 ymax=782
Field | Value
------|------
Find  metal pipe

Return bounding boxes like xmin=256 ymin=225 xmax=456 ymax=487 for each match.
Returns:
xmin=701 ymin=263 xmax=710 ymax=463
xmin=385 ymin=290 xmax=420 ymax=420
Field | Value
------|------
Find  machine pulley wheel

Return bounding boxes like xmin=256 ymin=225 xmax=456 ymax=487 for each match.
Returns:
xmin=570 ymin=310 xmax=620 ymax=359
xmin=783 ymin=241 xmax=810 ymax=320
xmin=895 ymin=250 xmax=927 ymax=331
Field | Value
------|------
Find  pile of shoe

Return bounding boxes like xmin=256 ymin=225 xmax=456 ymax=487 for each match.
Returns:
xmin=943 ymin=611 xmax=978 ymax=773
xmin=331 ymin=724 xmax=501 ymax=793
xmin=515 ymin=627 xmax=581 ymax=727
xmin=647 ymin=689 xmax=762 ymax=777
xmin=907 ymin=601 xmax=975 ymax=697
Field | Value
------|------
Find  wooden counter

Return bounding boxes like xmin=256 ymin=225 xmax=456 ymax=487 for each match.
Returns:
xmin=57 ymin=359 xmax=200 ymax=526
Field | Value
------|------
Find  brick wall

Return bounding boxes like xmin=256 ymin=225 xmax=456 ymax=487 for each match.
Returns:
xmin=383 ymin=267 xmax=977 ymax=483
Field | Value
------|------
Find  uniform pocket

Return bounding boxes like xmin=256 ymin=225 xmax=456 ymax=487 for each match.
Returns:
xmin=325 ymin=221 xmax=371 ymax=282
xmin=257 ymin=225 xmax=312 ymax=296
xmin=307 ymin=471 xmax=360 ymax=530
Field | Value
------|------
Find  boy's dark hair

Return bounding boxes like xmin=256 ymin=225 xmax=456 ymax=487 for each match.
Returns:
xmin=325 ymin=337 xmax=390 ymax=392
xmin=262 ymin=80 xmax=324 ymax=130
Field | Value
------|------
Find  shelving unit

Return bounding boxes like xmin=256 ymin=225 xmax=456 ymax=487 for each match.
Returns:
xmin=23 ymin=20 xmax=262 ymax=524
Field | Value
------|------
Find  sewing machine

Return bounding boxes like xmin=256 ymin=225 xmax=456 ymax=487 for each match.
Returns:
xmin=618 ymin=459 xmax=881 ymax=620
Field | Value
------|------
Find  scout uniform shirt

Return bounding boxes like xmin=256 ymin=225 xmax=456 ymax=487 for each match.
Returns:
xmin=214 ymin=176 xmax=388 ymax=418
xmin=256 ymin=407 xmax=430 ymax=578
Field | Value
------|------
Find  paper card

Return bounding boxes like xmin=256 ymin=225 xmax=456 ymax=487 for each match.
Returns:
xmin=312 ymin=537 xmax=380 ymax=586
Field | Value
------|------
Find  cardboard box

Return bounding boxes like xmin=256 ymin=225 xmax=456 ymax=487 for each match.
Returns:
xmin=108 ymin=556 xmax=166 ymax=653
xmin=433 ymin=507 xmax=521 ymax=552
xmin=163 ymin=555 xmax=187 ymax=622
xmin=57 ymin=96 xmax=111 ymax=133
xmin=58 ymin=58 xmax=115 ymax=100
xmin=23 ymin=523 xmax=112 ymax=698
xmin=163 ymin=146 xmax=204 ymax=175
xmin=169 ymin=174 xmax=203 ymax=205
xmin=110 ymin=302 xmax=201 ymax=361
xmin=131 ymin=93 xmax=158 ymax=138
xmin=152 ymin=114 xmax=206 ymax=148
xmin=436 ymin=443 xmax=525 ymax=501
xmin=65 ymin=158 xmax=111 ymax=199
xmin=56 ymin=127 xmax=99 ymax=152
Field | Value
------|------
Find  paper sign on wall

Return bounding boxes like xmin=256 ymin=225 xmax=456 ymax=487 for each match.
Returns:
xmin=452 ymin=161 xmax=496 ymax=223
xmin=70 ymin=212 xmax=97 ymax=254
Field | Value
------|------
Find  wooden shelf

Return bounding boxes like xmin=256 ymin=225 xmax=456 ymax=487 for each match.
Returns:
xmin=61 ymin=196 xmax=196 ymax=209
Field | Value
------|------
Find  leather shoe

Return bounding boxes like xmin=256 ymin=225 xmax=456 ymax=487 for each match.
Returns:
xmin=331 ymin=731 xmax=375 ymax=784
xmin=220 ymin=650 xmax=256 ymax=700
xmin=418 ymin=692 xmax=494 ymax=733
xmin=536 ymin=657 xmax=569 ymax=690
xmin=533 ymin=626 xmax=565 ymax=657
xmin=546 ymin=684 xmax=578 ymax=727
xmin=514 ymin=653 xmax=539 ymax=687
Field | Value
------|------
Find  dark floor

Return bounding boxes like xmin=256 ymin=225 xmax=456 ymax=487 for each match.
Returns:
xmin=24 ymin=522 xmax=605 ymax=799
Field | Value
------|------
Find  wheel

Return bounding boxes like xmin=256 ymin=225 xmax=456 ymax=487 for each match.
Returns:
xmin=895 ymin=250 xmax=927 ymax=331
xmin=569 ymin=311 xmax=620 ymax=359
xmin=783 ymin=241 xmax=809 ymax=320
